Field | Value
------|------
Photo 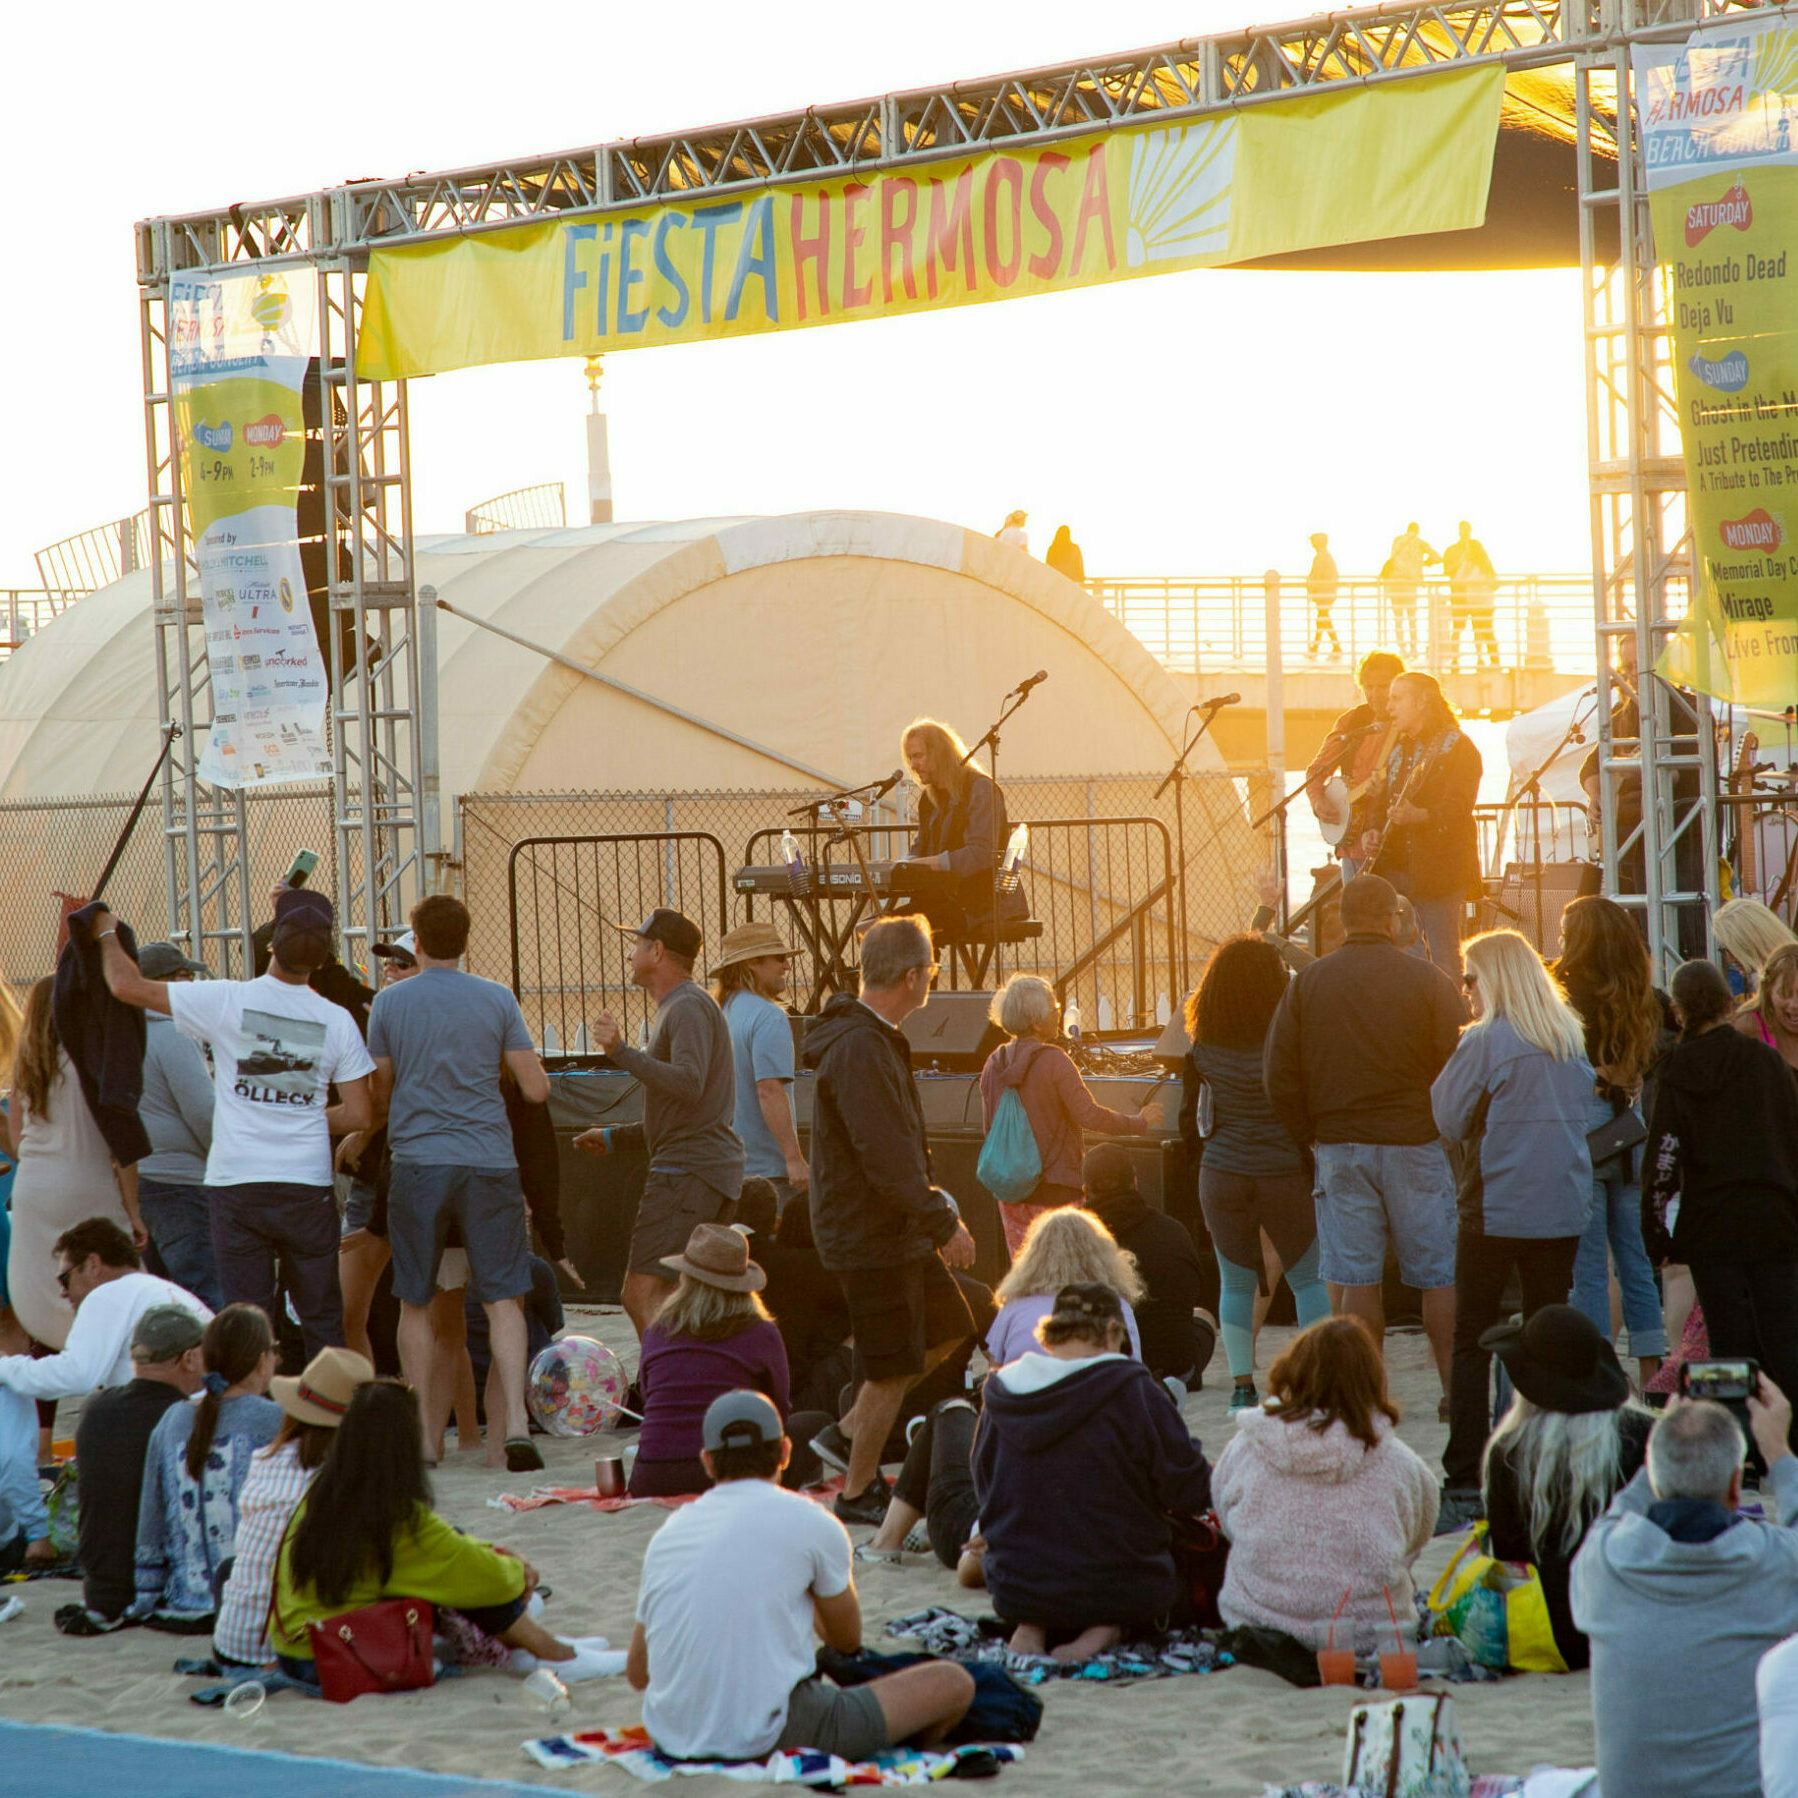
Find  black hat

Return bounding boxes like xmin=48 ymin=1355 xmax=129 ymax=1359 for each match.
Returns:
xmin=1479 ymin=1304 xmax=1629 ymax=1415
xmin=613 ymin=907 xmax=702 ymax=961
xmin=272 ymin=887 xmax=334 ymax=938
xmin=1082 ymin=1142 xmax=1137 ymax=1198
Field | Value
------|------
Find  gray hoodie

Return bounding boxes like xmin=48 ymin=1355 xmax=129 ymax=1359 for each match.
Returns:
xmin=1571 ymin=1457 xmax=1798 ymax=1798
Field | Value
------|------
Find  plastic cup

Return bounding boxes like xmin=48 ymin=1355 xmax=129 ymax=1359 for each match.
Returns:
xmin=1379 ymin=1649 xmax=1419 ymax=1690
xmin=223 ymin=1679 xmax=267 ymax=1719
xmin=1316 ymin=1647 xmax=1356 ymax=1686
xmin=523 ymin=1666 xmax=571 ymax=1717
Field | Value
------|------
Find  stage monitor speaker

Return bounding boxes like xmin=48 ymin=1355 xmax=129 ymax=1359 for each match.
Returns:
xmin=1486 ymin=861 xmax=1600 ymax=958
xmin=901 ymin=990 xmax=1003 ymax=1071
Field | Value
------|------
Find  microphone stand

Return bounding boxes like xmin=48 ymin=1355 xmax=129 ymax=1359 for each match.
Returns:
xmin=1155 ymin=702 xmax=1227 ymax=994
xmin=784 ymin=770 xmax=905 ymax=1002
xmin=960 ymin=680 xmax=1043 ymax=986
xmin=1491 ymin=686 xmax=1599 ymax=953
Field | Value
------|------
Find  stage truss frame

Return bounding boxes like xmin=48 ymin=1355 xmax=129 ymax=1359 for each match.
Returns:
xmin=136 ymin=0 xmax=1757 ymax=972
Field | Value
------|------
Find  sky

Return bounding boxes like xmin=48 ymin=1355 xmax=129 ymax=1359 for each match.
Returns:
xmin=0 ymin=1 xmax=1591 ymax=591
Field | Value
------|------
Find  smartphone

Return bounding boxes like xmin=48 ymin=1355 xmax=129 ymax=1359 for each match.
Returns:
xmin=1680 ymin=1358 xmax=1759 ymax=1403
xmin=285 ymin=848 xmax=319 ymax=889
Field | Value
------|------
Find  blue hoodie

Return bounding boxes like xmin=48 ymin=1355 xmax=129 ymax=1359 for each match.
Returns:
xmin=972 ymin=1352 xmax=1210 ymax=1631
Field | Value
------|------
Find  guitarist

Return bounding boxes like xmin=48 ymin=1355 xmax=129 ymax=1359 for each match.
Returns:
xmin=1306 ymin=651 xmax=1405 ymax=880
xmin=1371 ymin=672 xmax=1483 ymax=978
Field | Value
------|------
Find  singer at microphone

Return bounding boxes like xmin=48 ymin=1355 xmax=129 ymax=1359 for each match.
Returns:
xmin=890 ymin=715 xmax=1029 ymax=941
xmin=1302 ymin=650 xmax=1407 ymax=878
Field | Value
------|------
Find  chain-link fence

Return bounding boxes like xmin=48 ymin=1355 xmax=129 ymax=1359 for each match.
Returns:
xmin=461 ymin=773 xmax=1270 ymax=1046
xmin=0 ymin=786 xmax=336 ymax=1003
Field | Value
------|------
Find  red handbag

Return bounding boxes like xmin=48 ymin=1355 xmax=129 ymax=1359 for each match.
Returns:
xmin=1169 ymin=1509 xmax=1231 ymax=1629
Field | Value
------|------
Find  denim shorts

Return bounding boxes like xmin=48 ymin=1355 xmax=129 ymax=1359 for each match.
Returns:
xmin=1313 ymin=1141 xmax=1457 ymax=1290
xmin=387 ymin=1161 xmax=531 ymax=1306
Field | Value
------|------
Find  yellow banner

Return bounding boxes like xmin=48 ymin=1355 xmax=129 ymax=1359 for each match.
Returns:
xmin=1639 ymin=25 xmax=1798 ymax=706
xmin=358 ymin=66 xmax=1502 ymax=380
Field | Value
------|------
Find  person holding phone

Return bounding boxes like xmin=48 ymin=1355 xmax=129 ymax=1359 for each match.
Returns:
xmin=1643 ymin=959 xmax=1798 ymax=1455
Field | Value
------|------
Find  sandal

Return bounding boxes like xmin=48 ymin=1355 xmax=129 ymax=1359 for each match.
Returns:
xmin=505 ymin=1437 xmax=545 ymax=1473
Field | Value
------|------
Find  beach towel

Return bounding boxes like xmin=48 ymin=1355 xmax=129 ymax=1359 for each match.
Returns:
xmin=885 ymin=1605 xmax=1233 ymax=1685
xmin=490 ymin=1478 xmax=842 ymax=1517
xmin=520 ymin=1726 xmax=1023 ymax=1785
xmin=1260 ymin=1782 xmax=1525 ymax=1798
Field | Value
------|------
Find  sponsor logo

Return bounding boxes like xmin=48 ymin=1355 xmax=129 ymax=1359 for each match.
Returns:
xmin=1687 ymin=180 xmax=1753 ymax=246
xmin=239 ymin=653 xmax=262 ymax=671
xmin=278 ymin=578 xmax=295 ymax=615
xmin=244 ymin=414 xmax=285 ymax=448
xmin=193 ymin=420 xmax=233 ymax=452
xmin=264 ymin=652 xmax=310 ymax=668
xmin=1721 ymin=507 xmax=1783 ymax=551
xmin=1689 ymin=348 xmax=1750 ymax=392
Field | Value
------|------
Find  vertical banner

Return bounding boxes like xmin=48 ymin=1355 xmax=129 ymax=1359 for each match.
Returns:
xmin=1639 ymin=26 xmax=1798 ymax=706
xmin=170 ymin=270 xmax=334 ymax=786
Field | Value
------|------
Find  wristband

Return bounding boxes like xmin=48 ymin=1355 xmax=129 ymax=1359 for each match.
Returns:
xmin=97 ymin=927 xmax=118 ymax=940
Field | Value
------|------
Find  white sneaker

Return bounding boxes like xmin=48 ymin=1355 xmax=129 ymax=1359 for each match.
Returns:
xmin=555 ymin=1642 xmax=629 ymax=1682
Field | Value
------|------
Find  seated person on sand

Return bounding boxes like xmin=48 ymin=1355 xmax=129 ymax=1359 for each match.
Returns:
xmin=58 ymin=1303 xmax=206 ymax=1635
xmin=632 ymin=1223 xmax=825 ymax=1498
xmin=863 ymin=1394 xmax=985 ymax=1587
xmin=212 ymin=1345 xmax=375 ymax=1669
xmin=132 ymin=1304 xmax=282 ymax=1631
xmin=1480 ymin=1304 xmax=1652 ymax=1672
xmin=0 ymin=1316 xmax=53 ymax=1571
xmin=1211 ymin=1316 xmax=1437 ymax=1652
xmin=737 ymin=1178 xmax=852 ymax=1417
xmin=972 ymin=1283 xmax=1212 ymax=1662
xmin=984 ymin=1207 xmax=1143 ymax=1367
xmin=270 ymin=1379 xmax=613 ymax=1684
xmin=629 ymin=1390 xmax=973 ymax=1762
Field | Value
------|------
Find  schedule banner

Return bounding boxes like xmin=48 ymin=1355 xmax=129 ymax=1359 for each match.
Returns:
xmin=358 ymin=65 xmax=1503 ymax=380
xmin=170 ymin=269 xmax=334 ymax=787
xmin=1640 ymin=25 xmax=1798 ymax=705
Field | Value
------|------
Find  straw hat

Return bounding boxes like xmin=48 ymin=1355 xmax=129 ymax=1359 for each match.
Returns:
xmin=710 ymin=920 xmax=791 ymax=974
xmin=661 ymin=1221 xmax=767 ymax=1293
xmin=270 ymin=1345 xmax=376 ymax=1427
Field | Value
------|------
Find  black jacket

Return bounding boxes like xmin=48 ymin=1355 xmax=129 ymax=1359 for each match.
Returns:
xmin=1643 ymin=1024 xmax=1798 ymax=1264
xmin=1263 ymin=935 xmax=1465 ymax=1147
xmin=1084 ymin=1190 xmax=1207 ymax=1381
xmin=912 ymin=770 xmax=1027 ymax=928
xmin=802 ymin=994 xmax=958 ymax=1273
xmin=973 ymin=1355 xmax=1211 ymax=1630
xmin=55 ymin=902 xmax=151 ymax=1165
xmin=1371 ymin=730 xmax=1483 ymax=902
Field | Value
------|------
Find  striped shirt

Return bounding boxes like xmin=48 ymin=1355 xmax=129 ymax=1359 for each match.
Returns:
xmin=211 ymin=1438 xmax=316 ymax=1665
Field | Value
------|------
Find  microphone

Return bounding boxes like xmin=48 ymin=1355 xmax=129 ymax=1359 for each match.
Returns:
xmin=1011 ymin=670 xmax=1049 ymax=697
xmin=1197 ymin=692 xmax=1243 ymax=712
xmin=869 ymin=768 xmax=905 ymax=801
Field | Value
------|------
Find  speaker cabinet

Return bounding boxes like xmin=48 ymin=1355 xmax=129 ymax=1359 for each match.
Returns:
xmin=901 ymin=991 xmax=1004 ymax=1071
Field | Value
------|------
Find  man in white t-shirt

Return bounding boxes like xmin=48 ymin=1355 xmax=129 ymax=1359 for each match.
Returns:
xmin=86 ymin=890 xmax=373 ymax=1359
xmin=628 ymin=1390 xmax=972 ymax=1763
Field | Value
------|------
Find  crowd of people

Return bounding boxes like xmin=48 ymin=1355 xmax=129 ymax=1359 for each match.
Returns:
xmin=7 ymin=702 xmax=1798 ymax=1794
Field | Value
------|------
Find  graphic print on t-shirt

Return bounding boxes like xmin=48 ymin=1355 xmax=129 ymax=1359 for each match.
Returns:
xmin=235 ymin=1009 xmax=327 ymax=1104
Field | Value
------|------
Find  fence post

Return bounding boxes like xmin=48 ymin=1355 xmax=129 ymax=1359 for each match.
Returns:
xmin=1263 ymin=571 xmax=1285 ymax=778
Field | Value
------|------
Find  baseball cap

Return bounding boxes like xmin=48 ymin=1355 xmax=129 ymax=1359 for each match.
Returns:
xmin=131 ymin=1304 xmax=205 ymax=1364
xmin=372 ymin=929 xmax=417 ymax=963
xmin=138 ymin=941 xmax=208 ymax=979
xmin=273 ymin=887 xmax=335 ymax=937
xmin=701 ymin=1388 xmax=784 ymax=1453
xmin=613 ymin=907 xmax=702 ymax=962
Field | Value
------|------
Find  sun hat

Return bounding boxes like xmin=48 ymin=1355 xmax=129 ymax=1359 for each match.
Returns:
xmin=138 ymin=941 xmax=208 ymax=979
xmin=611 ymin=907 xmax=702 ymax=961
xmin=372 ymin=929 xmax=417 ymax=964
xmin=1478 ymin=1304 xmax=1628 ymax=1415
xmin=710 ymin=920 xmax=790 ymax=973
xmin=661 ymin=1221 xmax=766 ymax=1293
xmin=702 ymin=1389 xmax=783 ymax=1453
xmin=130 ymin=1305 xmax=206 ymax=1364
xmin=269 ymin=1345 xmax=376 ymax=1427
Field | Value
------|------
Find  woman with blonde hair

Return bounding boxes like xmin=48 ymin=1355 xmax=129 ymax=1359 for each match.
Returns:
xmin=979 ymin=973 xmax=1155 ymax=1254
xmin=984 ymin=1205 xmax=1144 ymax=1366
xmin=899 ymin=717 xmax=1025 ymax=947
xmin=1712 ymin=895 xmax=1796 ymax=999
xmin=1431 ymin=930 xmax=1595 ymax=1526
xmin=6 ymin=976 xmax=141 ymax=1350
xmin=0 ymin=981 xmax=25 ymax=1335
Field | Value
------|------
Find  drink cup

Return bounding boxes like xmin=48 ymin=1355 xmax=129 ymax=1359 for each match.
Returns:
xmin=595 ymin=1455 xmax=627 ymax=1498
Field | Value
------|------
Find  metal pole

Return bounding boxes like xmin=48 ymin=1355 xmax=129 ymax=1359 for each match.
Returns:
xmin=418 ymin=582 xmax=444 ymax=890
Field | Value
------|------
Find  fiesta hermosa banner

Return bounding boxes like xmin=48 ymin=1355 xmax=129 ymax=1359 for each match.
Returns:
xmin=1639 ymin=25 xmax=1798 ymax=706
xmin=171 ymin=270 xmax=334 ymax=787
xmin=357 ymin=66 xmax=1503 ymax=380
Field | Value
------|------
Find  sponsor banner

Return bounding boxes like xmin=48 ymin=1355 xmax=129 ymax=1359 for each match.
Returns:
xmin=170 ymin=271 xmax=334 ymax=786
xmin=357 ymin=66 xmax=1502 ymax=380
xmin=1639 ymin=27 xmax=1798 ymax=705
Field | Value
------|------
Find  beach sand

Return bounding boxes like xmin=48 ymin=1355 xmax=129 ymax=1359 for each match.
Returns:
xmin=0 ymin=1312 xmax=1598 ymax=1795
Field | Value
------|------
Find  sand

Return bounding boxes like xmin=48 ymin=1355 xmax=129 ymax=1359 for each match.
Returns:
xmin=0 ymin=1312 xmax=1598 ymax=1795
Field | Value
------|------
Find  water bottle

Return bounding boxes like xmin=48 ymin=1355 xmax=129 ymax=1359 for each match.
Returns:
xmin=1001 ymin=822 xmax=1029 ymax=891
xmin=1063 ymin=999 xmax=1082 ymax=1044
xmin=781 ymin=827 xmax=807 ymax=898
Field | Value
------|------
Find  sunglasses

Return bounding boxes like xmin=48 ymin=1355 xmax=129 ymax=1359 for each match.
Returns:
xmin=55 ymin=1265 xmax=76 ymax=1292
xmin=1462 ymin=972 xmax=1479 ymax=991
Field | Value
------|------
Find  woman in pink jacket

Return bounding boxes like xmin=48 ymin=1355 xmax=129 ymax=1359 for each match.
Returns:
xmin=1212 ymin=1316 xmax=1438 ymax=1651
xmin=978 ymin=975 xmax=1158 ymax=1256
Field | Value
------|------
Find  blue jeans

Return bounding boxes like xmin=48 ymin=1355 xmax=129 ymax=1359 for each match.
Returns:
xmin=1410 ymin=897 xmax=1464 ymax=980
xmin=137 ymin=1178 xmax=222 ymax=1311
xmin=1313 ymin=1141 xmax=1458 ymax=1291
xmin=1570 ymin=1098 xmax=1668 ymax=1360
xmin=210 ymin=1182 xmax=344 ymax=1361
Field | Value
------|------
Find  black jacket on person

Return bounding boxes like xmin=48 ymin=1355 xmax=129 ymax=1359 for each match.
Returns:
xmin=1371 ymin=730 xmax=1483 ymax=903
xmin=760 ymin=1200 xmax=853 ymax=1410
xmin=1484 ymin=1406 xmax=1652 ymax=1671
xmin=74 ymin=1377 xmax=185 ymax=1619
xmin=55 ymin=902 xmax=151 ymax=1165
xmin=973 ymin=1354 xmax=1211 ymax=1630
xmin=912 ymin=770 xmax=1027 ymax=930
xmin=1084 ymin=1190 xmax=1207 ymax=1381
xmin=1263 ymin=934 xmax=1465 ymax=1147
xmin=1643 ymin=1024 xmax=1798 ymax=1265
xmin=802 ymin=993 xmax=959 ymax=1274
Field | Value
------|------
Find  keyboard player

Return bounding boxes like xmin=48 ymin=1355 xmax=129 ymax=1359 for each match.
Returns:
xmin=893 ymin=717 xmax=1028 ymax=942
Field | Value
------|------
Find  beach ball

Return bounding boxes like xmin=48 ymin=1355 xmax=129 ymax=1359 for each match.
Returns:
xmin=526 ymin=1335 xmax=629 ymax=1437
